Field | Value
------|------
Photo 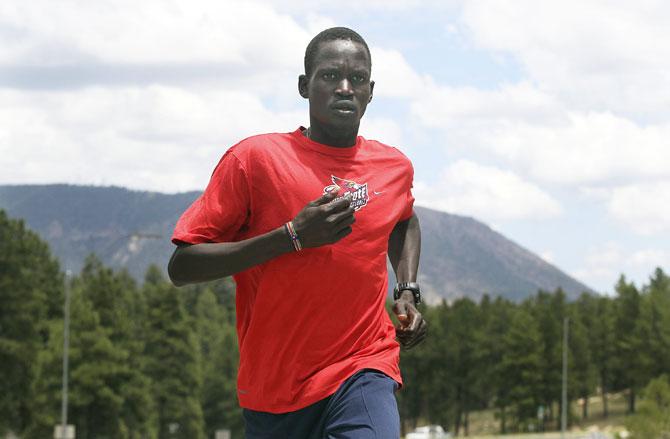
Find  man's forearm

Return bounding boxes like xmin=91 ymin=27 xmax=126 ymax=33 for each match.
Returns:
xmin=169 ymin=191 xmax=357 ymax=286
xmin=388 ymin=211 xmax=421 ymax=283
xmin=168 ymin=226 xmax=293 ymax=286
xmin=389 ymin=211 xmax=427 ymax=349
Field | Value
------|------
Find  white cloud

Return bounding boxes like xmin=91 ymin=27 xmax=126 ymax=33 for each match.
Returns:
xmin=359 ymin=117 xmax=404 ymax=148
xmin=0 ymin=86 xmax=306 ymax=192
xmin=412 ymin=82 xmax=562 ymax=125
xmin=607 ymin=181 xmax=670 ymax=235
xmin=572 ymin=242 xmax=670 ymax=293
xmin=0 ymin=1 xmax=310 ymax=67
xmin=371 ymin=47 xmax=430 ymax=98
xmin=462 ymin=0 xmax=670 ymax=117
xmin=412 ymin=82 xmax=670 ymax=185
xmin=572 ymin=243 xmax=625 ymax=293
xmin=256 ymin=0 xmax=460 ymax=13
xmin=629 ymin=249 xmax=670 ymax=269
xmin=414 ymin=159 xmax=562 ymax=221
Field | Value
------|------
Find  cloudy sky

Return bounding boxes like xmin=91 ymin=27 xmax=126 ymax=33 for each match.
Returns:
xmin=1 ymin=0 xmax=669 ymax=293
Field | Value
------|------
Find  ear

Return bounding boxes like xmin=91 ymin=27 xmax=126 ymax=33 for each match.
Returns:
xmin=298 ymin=74 xmax=309 ymax=99
xmin=368 ymin=80 xmax=375 ymax=103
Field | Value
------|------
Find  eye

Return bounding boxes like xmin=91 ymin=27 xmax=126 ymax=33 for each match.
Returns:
xmin=352 ymin=74 xmax=367 ymax=84
xmin=322 ymin=72 xmax=338 ymax=81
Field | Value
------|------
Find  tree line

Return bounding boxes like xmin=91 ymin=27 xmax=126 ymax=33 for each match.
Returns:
xmin=1 ymin=210 xmax=669 ymax=438
xmin=396 ymin=268 xmax=670 ymax=435
xmin=1 ymin=211 xmax=240 ymax=438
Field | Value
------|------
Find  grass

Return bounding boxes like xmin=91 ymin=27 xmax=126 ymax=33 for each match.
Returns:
xmin=411 ymin=391 xmax=631 ymax=437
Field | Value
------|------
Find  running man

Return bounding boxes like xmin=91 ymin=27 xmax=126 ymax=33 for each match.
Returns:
xmin=169 ymin=27 xmax=427 ymax=439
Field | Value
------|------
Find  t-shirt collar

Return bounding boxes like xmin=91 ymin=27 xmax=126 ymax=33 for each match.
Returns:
xmin=292 ymin=126 xmax=362 ymax=157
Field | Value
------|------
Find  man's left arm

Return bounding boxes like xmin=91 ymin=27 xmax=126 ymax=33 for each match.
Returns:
xmin=388 ymin=211 xmax=427 ymax=349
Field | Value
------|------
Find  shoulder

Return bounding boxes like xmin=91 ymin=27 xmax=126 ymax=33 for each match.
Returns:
xmin=361 ymin=137 xmax=414 ymax=170
xmin=226 ymin=132 xmax=294 ymax=161
xmin=210 ymin=132 xmax=293 ymax=179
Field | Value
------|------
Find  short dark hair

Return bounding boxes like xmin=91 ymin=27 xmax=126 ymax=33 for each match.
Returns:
xmin=304 ymin=27 xmax=371 ymax=78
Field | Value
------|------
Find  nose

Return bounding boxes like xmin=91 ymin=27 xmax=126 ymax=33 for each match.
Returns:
xmin=335 ymin=78 xmax=354 ymax=97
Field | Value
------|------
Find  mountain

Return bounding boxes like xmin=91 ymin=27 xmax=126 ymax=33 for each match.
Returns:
xmin=416 ymin=207 xmax=591 ymax=302
xmin=0 ymin=184 xmax=591 ymax=302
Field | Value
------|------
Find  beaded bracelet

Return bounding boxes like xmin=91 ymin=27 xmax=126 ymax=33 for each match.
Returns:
xmin=284 ymin=221 xmax=303 ymax=252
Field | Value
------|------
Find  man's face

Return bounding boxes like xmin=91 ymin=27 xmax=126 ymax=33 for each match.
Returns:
xmin=300 ymin=39 xmax=374 ymax=135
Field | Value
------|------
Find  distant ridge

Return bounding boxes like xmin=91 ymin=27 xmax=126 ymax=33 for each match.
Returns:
xmin=0 ymin=184 xmax=591 ymax=302
xmin=415 ymin=207 xmax=591 ymax=302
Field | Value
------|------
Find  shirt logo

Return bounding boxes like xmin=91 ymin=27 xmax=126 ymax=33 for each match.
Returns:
xmin=323 ymin=175 xmax=369 ymax=211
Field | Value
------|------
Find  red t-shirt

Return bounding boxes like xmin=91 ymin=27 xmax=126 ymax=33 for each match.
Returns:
xmin=172 ymin=127 xmax=415 ymax=413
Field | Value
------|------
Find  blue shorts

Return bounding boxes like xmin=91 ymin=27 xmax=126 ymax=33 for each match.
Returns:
xmin=243 ymin=369 xmax=400 ymax=439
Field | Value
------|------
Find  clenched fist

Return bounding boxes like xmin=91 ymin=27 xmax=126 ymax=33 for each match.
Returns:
xmin=292 ymin=191 xmax=356 ymax=248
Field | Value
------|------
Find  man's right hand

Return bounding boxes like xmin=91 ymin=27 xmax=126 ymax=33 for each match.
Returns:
xmin=168 ymin=191 xmax=356 ymax=286
xmin=292 ymin=191 xmax=356 ymax=248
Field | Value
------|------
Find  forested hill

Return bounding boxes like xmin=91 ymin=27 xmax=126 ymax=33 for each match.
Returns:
xmin=0 ymin=184 xmax=591 ymax=302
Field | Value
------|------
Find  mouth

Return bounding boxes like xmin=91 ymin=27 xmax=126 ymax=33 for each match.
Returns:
xmin=331 ymin=102 xmax=357 ymax=114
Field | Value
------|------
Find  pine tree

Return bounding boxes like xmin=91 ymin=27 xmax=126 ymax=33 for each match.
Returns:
xmin=0 ymin=211 xmax=62 ymax=436
xmin=483 ymin=296 xmax=515 ymax=434
xmin=571 ymin=294 xmax=598 ymax=421
xmin=193 ymin=287 xmax=243 ymax=438
xmin=447 ymin=297 xmax=481 ymax=435
xmin=471 ymin=294 xmax=497 ymax=409
xmin=531 ymin=289 xmax=568 ymax=427
xmin=612 ymin=275 xmax=645 ymax=413
xmin=590 ymin=295 xmax=616 ymax=417
xmin=394 ymin=299 xmax=432 ymax=434
xmin=499 ymin=304 xmax=544 ymax=432
xmin=420 ymin=302 xmax=455 ymax=432
xmin=568 ymin=300 xmax=596 ymax=422
xmin=143 ymin=266 xmax=205 ymax=438
xmin=78 ymin=256 xmax=155 ymax=438
xmin=642 ymin=268 xmax=670 ymax=378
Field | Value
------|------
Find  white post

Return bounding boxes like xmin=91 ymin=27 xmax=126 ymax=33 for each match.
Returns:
xmin=60 ymin=270 xmax=73 ymax=438
xmin=53 ymin=424 xmax=75 ymax=439
xmin=561 ymin=316 xmax=569 ymax=438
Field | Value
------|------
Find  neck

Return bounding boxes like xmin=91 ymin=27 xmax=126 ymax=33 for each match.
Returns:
xmin=306 ymin=122 xmax=359 ymax=148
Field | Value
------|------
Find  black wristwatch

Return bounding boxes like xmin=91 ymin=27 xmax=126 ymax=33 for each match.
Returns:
xmin=393 ymin=282 xmax=422 ymax=305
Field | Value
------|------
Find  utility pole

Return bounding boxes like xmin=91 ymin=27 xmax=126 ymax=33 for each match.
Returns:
xmin=59 ymin=270 xmax=72 ymax=439
xmin=561 ymin=316 xmax=569 ymax=438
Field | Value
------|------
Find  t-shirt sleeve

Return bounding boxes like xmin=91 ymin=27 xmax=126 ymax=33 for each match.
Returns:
xmin=399 ymin=161 xmax=415 ymax=222
xmin=172 ymin=150 xmax=251 ymax=245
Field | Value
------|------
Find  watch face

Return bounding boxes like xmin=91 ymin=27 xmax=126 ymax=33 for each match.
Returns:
xmin=396 ymin=283 xmax=420 ymax=292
